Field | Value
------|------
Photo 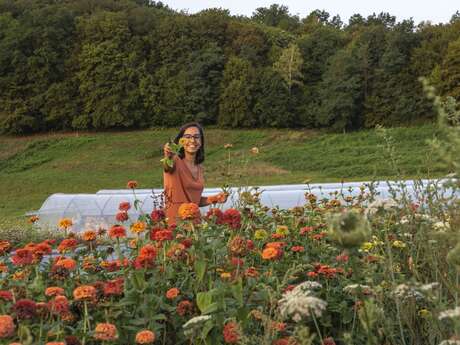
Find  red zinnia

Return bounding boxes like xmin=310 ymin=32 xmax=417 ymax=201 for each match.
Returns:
xmin=150 ymin=209 xmax=165 ymax=222
xmin=103 ymin=278 xmax=124 ymax=297
xmin=223 ymin=321 xmax=240 ymax=344
xmin=118 ymin=202 xmax=131 ymax=211
xmin=11 ymin=248 xmax=34 ymax=266
xmin=0 ymin=291 xmax=13 ymax=301
xmin=108 ymin=225 xmax=126 ymax=239
xmin=12 ymin=299 xmax=37 ymax=320
xmin=115 ymin=211 xmax=129 ymax=222
xmin=222 ymin=209 xmax=241 ymax=230
xmin=206 ymin=208 xmax=224 ymax=224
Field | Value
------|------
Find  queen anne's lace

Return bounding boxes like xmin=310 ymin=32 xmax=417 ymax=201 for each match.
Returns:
xmin=278 ymin=287 xmax=327 ymax=322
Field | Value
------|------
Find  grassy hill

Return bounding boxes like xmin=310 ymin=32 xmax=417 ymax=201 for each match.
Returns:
xmin=0 ymin=125 xmax=450 ymax=221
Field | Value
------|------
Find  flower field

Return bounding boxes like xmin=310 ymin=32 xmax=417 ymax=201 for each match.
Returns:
xmin=0 ymin=179 xmax=459 ymax=345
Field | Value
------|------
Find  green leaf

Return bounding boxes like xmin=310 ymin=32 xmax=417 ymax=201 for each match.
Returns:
xmin=230 ymin=278 xmax=243 ymax=306
xmin=197 ymin=291 xmax=213 ymax=314
xmin=194 ymin=259 xmax=207 ymax=283
xmin=201 ymin=302 xmax=219 ymax=314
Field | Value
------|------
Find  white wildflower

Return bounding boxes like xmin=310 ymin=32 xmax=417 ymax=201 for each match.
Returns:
xmin=278 ymin=289 xmax=327 ymax=322
xmin=343 ymin=284 xmax=373 ymax=295
xmin=183 ymin=315 xmax=212 ymax=337
xmin=439 ymin=307 xmax=460 ymax=320
xmin=295 ymin=281 xmax=322 ymax=291
xmin=439 ymin=340 xmax=460 ymax=345
xmin=393 ymin=284 xmax=424 ymax=300
xmin=419 ymin=282 xmax=440 ymax=292
xmin=433 ymin=221 xmax=450 ymax=232
xmin=365 ymin=198 xmax=398 ymax=216
xmin=399 ymin=216 xmax=410 ymax=225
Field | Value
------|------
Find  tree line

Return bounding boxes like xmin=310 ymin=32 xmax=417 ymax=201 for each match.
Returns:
xmin=0 ymin=0 xmax=459 ymax=134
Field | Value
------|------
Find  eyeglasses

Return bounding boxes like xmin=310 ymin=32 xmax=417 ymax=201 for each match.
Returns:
xmin=183 ymin=134 xmax=201 ymax=141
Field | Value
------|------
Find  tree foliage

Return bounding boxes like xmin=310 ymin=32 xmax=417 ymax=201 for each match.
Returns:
xmin=0 ymin=1 xmax=458 ymax=133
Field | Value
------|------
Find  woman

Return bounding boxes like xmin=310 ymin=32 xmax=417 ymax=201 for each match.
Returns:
xmin=162 ymin=122 xmax=227 ymax=225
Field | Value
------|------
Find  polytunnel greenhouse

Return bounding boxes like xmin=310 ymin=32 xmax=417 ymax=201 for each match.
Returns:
xmin=32 ymin=179 xmax=456 ymax=232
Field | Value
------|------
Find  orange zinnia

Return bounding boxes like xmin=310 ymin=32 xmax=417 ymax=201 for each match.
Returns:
xmin=73 ymin=285 xmax=96 ymax=301
xmin=94 ymin=323 xmax=118 ymax=341
xmin=131 ymin=221 xmax=146 ymax=234
xmin=82 ymin=230 xmax=96 ymax=241
xmin=0 ymin=241 xmax=11 ymax=255
xmin=165 ymin=288 xmax=180 ymax=299
xmin=45 ymin=287 xmax=65 ymax=297
xmin=0 ymin=314 xmax=15 ymax=338
xmin=261 ymin=247 xmax=282 ymax=260
xmin=58 ymin=218 xmax=73 ymax=229
xmin=178 ymin=203 xmax=200 ymax=221
xmin=54 ymin=257 xmax=76 ymax=271
xmin=135 ymin=330 xmax=156 ymax=344
xmin=127 ymin=180 xmax=138 ymax=189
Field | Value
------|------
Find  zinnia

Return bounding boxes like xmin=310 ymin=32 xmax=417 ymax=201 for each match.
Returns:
xmin=178 ymin=203 xmax=200 ymax=221
xmin=222 ymin=209 xmax=241 ymax=230
xmin=94 ymin=323 xmax=118 ymax=341
xmin=223 ymin=321 xmax=240 ymax=344
xmin=166 ymin=288 xmax=180 ymax=299
xmin=58 ymin=218 xmax=73 ymax=229
xmin=11 ymin=248 xmax=34 ymax=266
xmin=118 ymin=202 xmax=131 ymax=211
xmin=131 ymin=221 xmax=147 ymax=234
xmin=73 ymin=285 xmax=96 ymax=301
xmin=115 ymin=211 xmax=129 ymax=222
xmin=108 ymin=225 xmax=126 ymax=239
xmin=12 ymin=299 xmax=36 ymax=320
xmin=262 ymin=247 xmax=282 ymax=260
xmin=0 ymin=315 xmax=15 ymax=338
xmin=82 ymin=230 xmax=96 ymax=242
xmin=0 ymin=241 xmax=11 ymax=255
xmin=57 ymin=238 xmax=78 ymax=253
xmin=54 ymin=257 xmax=76 ymax=271
xmin=150 ymin=209 xmax=165 ymax=222
xmin=127 ymin=180 xmax=138 ymax=189
xmin=135 ymin=330 xmax=156 ymax=344
xmin=45 ymin=287 xmax=65 ymax=297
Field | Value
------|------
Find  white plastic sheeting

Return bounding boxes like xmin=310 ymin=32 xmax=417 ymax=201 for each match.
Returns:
xmin=32 ymin=179 xmax=456 ymax=232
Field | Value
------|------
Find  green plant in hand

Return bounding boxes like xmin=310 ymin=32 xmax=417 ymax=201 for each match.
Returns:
xmin=160 ymin=138 xmax=186 ymax=168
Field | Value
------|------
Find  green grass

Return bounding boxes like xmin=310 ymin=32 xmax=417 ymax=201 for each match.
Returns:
xmin=0 ymin=125 xmax=450 ymax=222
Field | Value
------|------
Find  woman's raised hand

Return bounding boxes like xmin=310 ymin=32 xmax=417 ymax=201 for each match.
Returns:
xmin=163 ymin=143 xmax=173 ymax=158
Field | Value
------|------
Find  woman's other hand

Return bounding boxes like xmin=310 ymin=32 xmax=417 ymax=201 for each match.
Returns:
xmin=207 ymin=192 xmax=228 ymax=205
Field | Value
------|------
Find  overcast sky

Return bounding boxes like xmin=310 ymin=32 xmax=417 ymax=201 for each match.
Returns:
xmin=160 ymin=0 xmax=458 ymax=24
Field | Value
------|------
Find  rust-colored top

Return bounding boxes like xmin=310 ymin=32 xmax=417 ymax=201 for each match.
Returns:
xmin=163 ymin=155 xmax=204 ymax=225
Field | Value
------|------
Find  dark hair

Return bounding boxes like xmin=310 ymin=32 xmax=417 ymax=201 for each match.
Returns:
xmin=174 ymin=122 xmax=205 ymax=164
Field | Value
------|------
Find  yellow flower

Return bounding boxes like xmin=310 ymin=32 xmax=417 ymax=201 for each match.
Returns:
xmin=12 ymin=270 xmax=27 ymax=280
xmin=58 ymin=218 xmax=73 ymax=229
xmin=275 ymin=225 xmax=289 ymax=236
xmin=360 ymin=242 xmax=374 ymax=252
xmin=220 ymin=272 xmax=232 ymax=280
xmin=418 ymin=308 xmax=430 ymax=318
xmin=131 ymin=221 xmax=146 ymax=234
xmin=250 ymin=147 xmax=259 ymax=154
xmin=179 ymin=138 xmax=187 ymax=146
xmin=392 ymin=240 xmax=406 ymax=248
xmin=254 ymin=229 xmax=268 ymax=240
xmin=128 ymin=239 xmax=138 ymax=249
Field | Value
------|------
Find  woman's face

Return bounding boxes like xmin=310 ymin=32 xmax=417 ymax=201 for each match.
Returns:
xmin=182 ymin=126 xmax=201 ymax=155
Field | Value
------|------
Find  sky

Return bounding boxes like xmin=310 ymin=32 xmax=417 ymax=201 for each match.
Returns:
xmin=160 ymin=0 xmax=459 ymax=24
